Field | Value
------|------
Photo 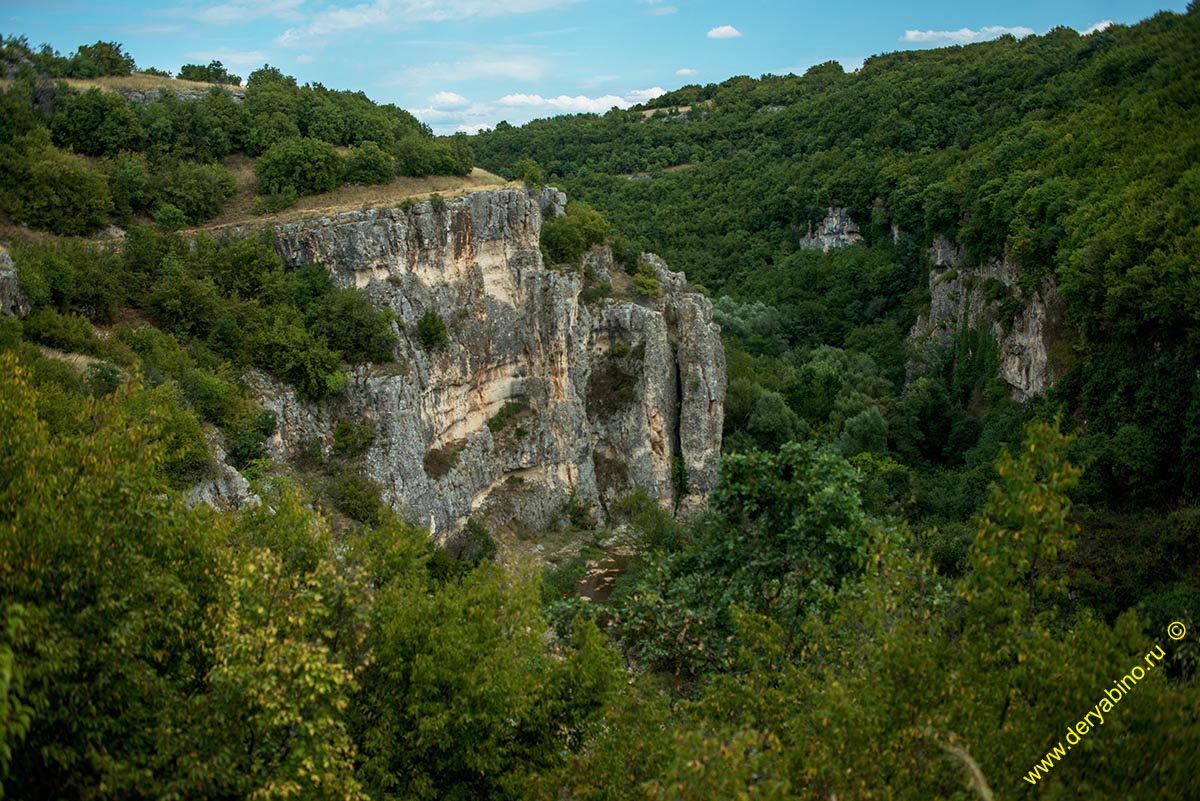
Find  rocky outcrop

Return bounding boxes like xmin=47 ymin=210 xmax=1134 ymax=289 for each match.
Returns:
xmin=0 ymin=247 xmax=29 ymax=317
xmin=263 ymin=188 xmax=725 ymax=535
xmin=185 ymin=430 xmax=259 ymax=511
xmin=114 ymin=86 xmax=244 ymax=106
xmin=908 ymin=236 xmax=1065 ymax=400
xmin=798 ymin=207 xmax=863 ymax=251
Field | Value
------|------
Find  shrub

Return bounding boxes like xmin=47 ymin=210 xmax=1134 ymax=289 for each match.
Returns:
xmin=423 ymin=444 xmax=461 ymax=478
xmin=341 ymin=141 xmax=395 ymax=185
xmin=4 ymin=146 xmax=112 ymax=236
xmin=487 ymin=401 xmax=528 ymax=433
xmin=228 ymin=410 xmax=277 ymax=469
xmin=178 ymin=60 xmax=242 ymax=86
xmin=255 ymin=137 xmax=343 ymax=197
xmin=23 ymin=308 xmax=103 ymax=355
xmin=154 ymin=162 xmax=236 ymax=224
xmin=84 ymin=362 xmax=121 ymax=396
xmin=253 ymin=187 xmax=297 ymax=214
xmin=513 ymin=157 xmax=544 ymax=188
xmin=108 ymin=154 xmax=150 ymax=221
xmin=540 ymin=201 xmax=610 ymax=266
xmin=329 ymin=472 xmax=386 ymax=524
xmin=631 ymin=261 xmax=661 ymax=299
xmin=307 ymin=288 xmax=397 ymax=363
xmin=152 ymin=202 xmax=189 ymax=230
xmin=415 ymin=309 xmax=449 ymax=350
xmin=50 ymin=88 xmax=142 ymax=157
xmin=332 ymin=419 xmax=376 ymax=459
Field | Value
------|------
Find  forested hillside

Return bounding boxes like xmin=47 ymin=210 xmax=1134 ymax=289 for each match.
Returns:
xmin=475 ymin=9 xmax=1200 ymax=604
xmin=1 ymin=9 xmax=1198 ymax=801
xmin=0 ymin=34 xmax=475 ymax=231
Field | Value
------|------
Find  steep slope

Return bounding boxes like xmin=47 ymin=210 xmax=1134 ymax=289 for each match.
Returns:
xmin=256 ymin=188 xmax=724 ymax=534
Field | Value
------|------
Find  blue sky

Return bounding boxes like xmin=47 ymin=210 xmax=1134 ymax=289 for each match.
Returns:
xmin=1 ymin=1 xmax=1188 ymax=133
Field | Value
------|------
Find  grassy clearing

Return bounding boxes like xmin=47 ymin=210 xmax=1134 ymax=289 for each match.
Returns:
xmin=200 ymin=164 xmax=510 ymax=230
xmin=0 ymin=73 xmax=229 ymax=94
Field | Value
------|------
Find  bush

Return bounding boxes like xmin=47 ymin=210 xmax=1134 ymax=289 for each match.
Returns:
xmin=631 ymin=260 xmax=662 ymax=299
xmin=332 ymin=419 xmax=375 ymax=459
xmin=255 ymin=137 xmax=343 ymax=197
xmin=415 ymin=309 xmax=449 ymax=350
xmin=23 ymin=308 xmax=103 ymax=355
xmin=84 ymin=362 xmax=121 ymax=396
xmin=253 ymin=187 xmax=297 ymax=214
xmin=151 ymin=202 xmax=189 ymax=231
xmin=154 ymin=162 xmax=236 ymax=224
xmin=540 ymin=201 xmax=610 ymax=266
xmin=341 ymin=141 xmax=395 ymax=185
xmin=178 ymin=60 xmax=241 ymax=86
xmin=308 ymin=289 xmax=397 ymax=363
xmin=423 ymin=444 xmax=461 ymax=478
xmin=50 ymin=88 xmax=142 ymax=157
xmin=4 ymin=146 xmax=112 ymax=236
xmin=329 ymin=472 xmax=386 ymax=524
xmin=108 ymin=154 xmax=150 ymax=221
xmin=513 ymin=158 xmax=544 ymax=188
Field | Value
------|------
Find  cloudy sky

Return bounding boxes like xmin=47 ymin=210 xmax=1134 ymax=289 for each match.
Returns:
xmin=1 ymin=1 xmax=1186 ymax=133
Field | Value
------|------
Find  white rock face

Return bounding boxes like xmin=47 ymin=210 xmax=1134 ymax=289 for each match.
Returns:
xmin=798 ymin=207 xmax=864 ymax=251
xmin=185 ymin=430 xmax=259 ymax=511
xmin=0 ymin=247 xmax=29 ymax=317
xmin=264 ymin=188 xmax=726 ymax=534
xmin=908 ymin=236 xmax=1065 ymax=400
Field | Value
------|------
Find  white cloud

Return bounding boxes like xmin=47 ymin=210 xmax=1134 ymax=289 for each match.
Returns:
xmin=457 ymin=123 xmax=492 ymax=133
xmin=675 ymin=67 xmax=698 ymax=76
xmin=495 ymin=86 xmax=666 ymax=114
xmin=1084 ymin=19 xmax=1113 ymax=34
xmin=707 ymin=25 xmax=743 ymax=40
xmin=279 ymin=0 xmax=580 ymax=45
xmin=430 ymin=91 xmax=471 ymax=109
xmin=625 ymin=86 xmax=666 ymax=103
xmin=901 ymin=25 xmax=1034 ymax=45
xmin=185 ymin=48 xmax=272 ymax=68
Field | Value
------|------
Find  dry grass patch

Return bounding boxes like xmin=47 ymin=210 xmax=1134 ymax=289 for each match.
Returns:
xmin=199 ymin=166 xmax=511 ymax=230
xmin=0 ymin=73 xmax=231 ymax=94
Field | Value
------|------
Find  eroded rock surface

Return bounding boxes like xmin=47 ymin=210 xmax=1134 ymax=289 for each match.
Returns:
xmin=265 ymin=188 xmax=725 ymax=535
xmin=908 ymin=236 xmax=1065 ymax=400
xmin=798 ymin=207 xmax=864 ymax=251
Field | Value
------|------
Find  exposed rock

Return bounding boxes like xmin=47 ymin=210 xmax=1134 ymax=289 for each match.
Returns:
xmin=798 ymin=207 xmax=864 ymax=251
xmin=185 ymin=430 xmax=259 ymax=511
xmin=0 ymin=248 xmax=29 ymax=317
xmin=908 ymin=236 xmax=1065 ymax=400
xmin=114 ymin=86 xmax=244 ymax=106
xmin=265 ymin=188 xmax=725 ymax=535
xmin=537 ymin=185 xmax=567 ymax=218
xmin=582 ymin=246 xmax=614 ymax=283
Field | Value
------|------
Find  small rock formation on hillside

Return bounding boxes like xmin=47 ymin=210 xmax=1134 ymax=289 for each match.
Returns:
xmin=261 ymin=188 xmax=726 ymax=535
xmin=908 ymin=236 xmax=1065 ymax=400
xmin=0 ymin=247 xmax=30 ymax=317
xmin=798 ymin=207 xmax=864 ymax=251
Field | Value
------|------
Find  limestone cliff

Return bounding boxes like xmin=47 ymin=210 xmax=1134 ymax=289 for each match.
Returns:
xmin=908 ymin=236 xmax=1065 ymax=400
xmin=259 ymin=188 xmax=725 ymax=535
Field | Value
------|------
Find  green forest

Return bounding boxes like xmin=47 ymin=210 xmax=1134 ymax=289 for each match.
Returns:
xmin=2 ymin=7 xmax=1199 ymax=801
